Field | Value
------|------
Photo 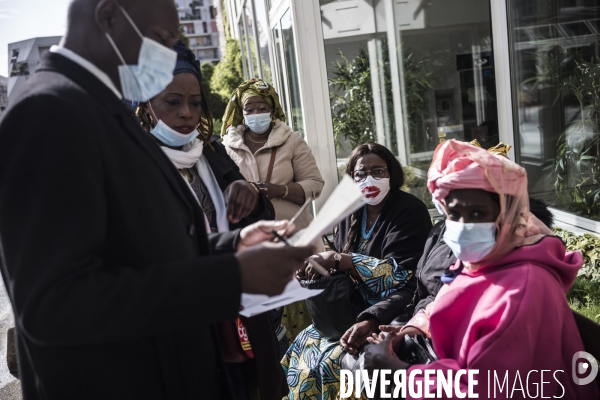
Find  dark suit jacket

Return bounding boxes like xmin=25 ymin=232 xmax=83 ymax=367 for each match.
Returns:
xmin=0 ymin=53 xmax=242 ymax=399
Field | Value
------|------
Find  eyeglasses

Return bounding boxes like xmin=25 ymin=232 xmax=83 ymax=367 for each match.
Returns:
xmin=351 ymin=167 xmax=388 ymax=182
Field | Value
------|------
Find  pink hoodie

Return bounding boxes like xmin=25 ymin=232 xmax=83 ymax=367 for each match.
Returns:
xmin=407 ymin=236 xmax=599 ymax=399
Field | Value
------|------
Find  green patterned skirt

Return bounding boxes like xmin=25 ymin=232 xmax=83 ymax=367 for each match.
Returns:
xmin=281 ymin=300 xmax=313 ymax=343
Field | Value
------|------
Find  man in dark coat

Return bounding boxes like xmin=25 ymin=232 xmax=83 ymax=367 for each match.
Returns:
xmin=0 ymin=0 xmax=313 ymax=398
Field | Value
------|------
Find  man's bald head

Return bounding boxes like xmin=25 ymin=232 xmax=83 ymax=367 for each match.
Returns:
xmin=67 ymin=0 xmax=138 ymax=26
xmin=62 ymin=0 xmax=179 ymax=92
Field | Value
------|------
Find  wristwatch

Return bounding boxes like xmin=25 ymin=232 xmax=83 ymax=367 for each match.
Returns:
xmin=333 ymin=252 xmax=342 ymax=270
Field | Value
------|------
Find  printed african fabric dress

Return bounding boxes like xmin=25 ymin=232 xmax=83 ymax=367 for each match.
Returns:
xmin=281 ymin=226 xmax=413 ymax=400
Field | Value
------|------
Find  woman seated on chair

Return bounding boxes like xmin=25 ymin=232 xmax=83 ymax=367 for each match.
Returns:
xmin=281 ymin=143 xmax=431 ymax=400
xmin=363 ymin=139 xmax=599 ymax=399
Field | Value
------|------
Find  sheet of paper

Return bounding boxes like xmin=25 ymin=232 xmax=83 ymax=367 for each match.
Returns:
xmin=291 ymin=175 xmax=364 ymax=246
xmin=239 ymin=279 xmax=323 ymax=317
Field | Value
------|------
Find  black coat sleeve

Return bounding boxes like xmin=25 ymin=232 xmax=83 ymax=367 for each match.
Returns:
xmin=378 ymin=194 xmax=432 ymax=270
xmin=356 ymin=287 xmax=416 ymax=325
xmin=0 ymin=96 xmax=241 ymax=346
xmin=207 ymin=141 xmax=275 ymax=230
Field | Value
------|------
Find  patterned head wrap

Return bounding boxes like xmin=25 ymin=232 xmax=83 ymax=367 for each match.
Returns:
xmin=221 ymin=78 xmax=286 ymax=135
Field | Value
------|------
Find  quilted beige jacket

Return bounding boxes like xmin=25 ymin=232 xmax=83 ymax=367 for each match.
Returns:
xmin=223 ymin=120 xmax=324 ymax=230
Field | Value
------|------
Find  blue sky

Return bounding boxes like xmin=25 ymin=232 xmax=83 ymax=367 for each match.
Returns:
xmin=0 ymin=0 xmax=71 ymax=76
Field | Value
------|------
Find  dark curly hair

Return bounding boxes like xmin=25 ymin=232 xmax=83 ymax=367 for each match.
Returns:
xmin=342 ymin=143 xmax=404 ymax=253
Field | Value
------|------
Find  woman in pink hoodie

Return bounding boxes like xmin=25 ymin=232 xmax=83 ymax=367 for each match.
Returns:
xmin=364 ymin=139 xmax=599 ymax=399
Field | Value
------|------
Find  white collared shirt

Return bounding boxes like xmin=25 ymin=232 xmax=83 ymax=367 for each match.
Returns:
xmin=50 ymin=46 xmax=123 ymax=99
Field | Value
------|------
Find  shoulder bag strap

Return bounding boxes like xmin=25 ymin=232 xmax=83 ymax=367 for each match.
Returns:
xmin=265 ymin=146 xmax=278 ymax=183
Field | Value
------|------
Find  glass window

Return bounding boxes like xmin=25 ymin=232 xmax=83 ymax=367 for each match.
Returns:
xmin=254 ymin=0 xmax=273 ymax=83
xmin=239 ymin=19 xmax=250 ymax=78
xmin=272 ymin=24 xmax=289 ymax=116
xmin=281 ymin=9 xmax=305 ymax=135
xmin=508 ymin=1 xmax=600 ymax=221
xmin=320 ymin=0 xmax=498 ymax=201
xmin=245 ymin=4 xmax=261 ymax=78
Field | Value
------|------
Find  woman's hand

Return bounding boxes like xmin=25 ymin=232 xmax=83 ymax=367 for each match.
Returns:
xmin=253 ymin=182 xmax=286 ymax=199
xmin=300 ymin=251 xmax=336 ymax=280
xmin=254 ymin=182 xmax=307 ymax=206
xmin=367 ymin=325 xmax=424 ymax=352
xmin=363 ymin=332 xmax=409 ymax=372
xmin=223 ymin=181 xmax=259 ymax=224
xmin=340 ymin=318 xmax=380 ymax=355
xmin=297 ymin=251 xmax=354 ymax=280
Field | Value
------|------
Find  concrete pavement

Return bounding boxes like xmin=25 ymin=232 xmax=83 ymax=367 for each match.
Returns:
xmin=0 ymin=280 xmax=21 ymax=399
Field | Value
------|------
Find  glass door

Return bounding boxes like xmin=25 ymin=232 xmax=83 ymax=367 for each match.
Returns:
xmin=319 ymin=0 xmax=500 ymax=204
xmin=508 ymin=0 xmax=600 ymax=222
xmin=269 ymin=3 xmax=306 ymax=134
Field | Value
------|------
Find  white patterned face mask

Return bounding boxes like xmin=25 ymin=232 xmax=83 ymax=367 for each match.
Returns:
xmin=443 ymin=220 xmax=497 ymax=262
xmin=105 ymin=6 xmax=177 ymax=101
xmin=355 ymin=176 xmax=390 ymax=206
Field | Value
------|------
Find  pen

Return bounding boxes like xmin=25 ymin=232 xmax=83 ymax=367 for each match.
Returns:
xmin=274 ymin=197 xmax=313 ymax=242
xmin=270 ymin=230 xmax=331 ymax=278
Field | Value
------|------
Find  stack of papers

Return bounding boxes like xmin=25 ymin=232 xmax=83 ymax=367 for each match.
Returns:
xmin=240 ymin=175 xmax=364 ymax=317
xmin=291 ymin=175 xmax=364 ymax=246
xmin=240 ymin=280 xmax=323 ymax=317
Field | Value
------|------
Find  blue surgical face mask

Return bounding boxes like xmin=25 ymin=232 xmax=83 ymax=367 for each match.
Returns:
xmin=148 ymin=103 xmax=200 ymax=147
xmin=443 ymin=220 xmax=496 ymax=262
xmin=105 ymin=6 xmax=177 ymax=102
xmin=245 ymin=113 xmax=272 ymax=134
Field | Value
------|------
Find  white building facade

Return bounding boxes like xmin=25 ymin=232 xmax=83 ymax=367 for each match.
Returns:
xmin=223 ymin=0 xmax=600 ymax=234
xmin=7 ymin=36 xmax=62 ymax=100
xmin=0 ymin=76 xmax=7 ymax=121
xmin=176 ymin=0 xmax=222 ymax=64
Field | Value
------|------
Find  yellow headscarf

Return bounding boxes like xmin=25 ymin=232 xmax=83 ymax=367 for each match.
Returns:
xmin=221 ymin=78 xmax=286 ymax=135
xmin=470 ymin=139 xmax=512 ymax=158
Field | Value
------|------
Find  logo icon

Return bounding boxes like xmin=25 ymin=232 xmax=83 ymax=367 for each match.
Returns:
xmin=572 ymin=351 xmax=598 ymax=385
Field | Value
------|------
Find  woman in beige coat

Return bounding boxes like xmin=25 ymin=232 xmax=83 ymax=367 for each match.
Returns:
xmin=222 ymin=78 xmax=325 ymax=344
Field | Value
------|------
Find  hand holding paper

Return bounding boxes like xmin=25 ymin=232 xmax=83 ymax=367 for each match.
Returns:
xmin=291 ymin=175 xmax=364 ymax=246
xmin=239 ymin=176 xmax=364 ymax=316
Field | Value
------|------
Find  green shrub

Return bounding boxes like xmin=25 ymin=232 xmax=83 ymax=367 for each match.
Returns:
xmin=567 ymin=277 xmax=600 ymax=323
xmin=200 ymin=62 xmax=227 ymax=135
xmin=554 ymin=227 xmax=600 ymax=282
xmin=556 ymin=227 xmax=600 ymax=323
xmin=210 ymin=38 xmax=244 ymax=102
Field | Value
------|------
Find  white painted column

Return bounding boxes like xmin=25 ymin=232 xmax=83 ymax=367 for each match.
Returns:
xmin=384 ymin=0 xmax=408 ymax=165
xmin=368 ymin=39 xmax=386 ymax=146
xmin=289 ymin=0 xmax=339 ymax=212
xmin=490 ymin=0 xmax=516 ymax=161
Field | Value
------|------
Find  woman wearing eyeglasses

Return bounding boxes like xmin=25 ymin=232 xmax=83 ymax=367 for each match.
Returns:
xmin=283 ymin=143 xmax=431 ymax=399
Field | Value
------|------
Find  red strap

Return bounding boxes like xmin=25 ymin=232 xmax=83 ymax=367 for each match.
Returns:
xmin=236 ymin=317 xmax=254 ymax=358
